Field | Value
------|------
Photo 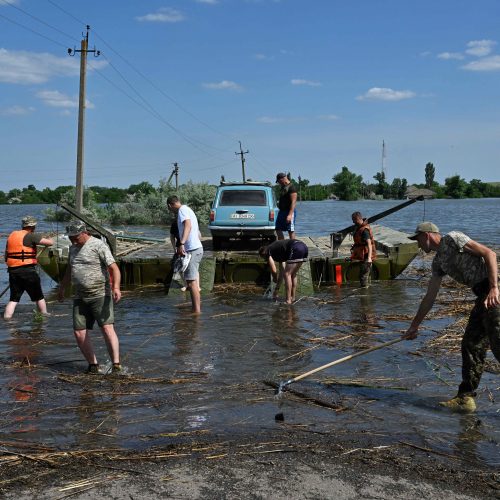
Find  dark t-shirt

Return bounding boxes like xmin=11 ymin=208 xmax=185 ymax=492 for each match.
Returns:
xmin=268 ymin=239 xmax=295 ymax=262
xmin=170 ymin=221 xmax=181 ymax=246
xmin=278 ymin=183 xmax=297 ymax=211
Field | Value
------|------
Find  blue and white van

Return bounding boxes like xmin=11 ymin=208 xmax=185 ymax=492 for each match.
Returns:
xmin=209 ymin=181 xmax=278 ymax=250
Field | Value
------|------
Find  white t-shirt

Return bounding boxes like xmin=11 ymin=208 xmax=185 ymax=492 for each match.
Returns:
xmin=177 ymin=205 xmax=202 ymax=252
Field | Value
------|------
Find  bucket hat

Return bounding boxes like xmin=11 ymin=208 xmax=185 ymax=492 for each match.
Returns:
xmin=21 ymin=216 xmax=37 ymax=227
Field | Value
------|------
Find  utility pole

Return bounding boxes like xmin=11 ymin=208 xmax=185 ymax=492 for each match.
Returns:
xmin=381 ymin=140 xmax=387 ymax=180
xmin=173 ymin=162 xmax=179 ymax=190
xmin=68 ymin=26 xmax=100 ymax=212
xmin=235 ymin=141 xmax=249 ymax=183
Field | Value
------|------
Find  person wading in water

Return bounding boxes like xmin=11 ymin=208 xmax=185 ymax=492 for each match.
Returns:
xmin=403 ymin=222 xmax=500 ymax=412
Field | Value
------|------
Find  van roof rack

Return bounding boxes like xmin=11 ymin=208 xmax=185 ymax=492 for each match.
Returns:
xmin=219 ymin=180 xmax=272 ymax=187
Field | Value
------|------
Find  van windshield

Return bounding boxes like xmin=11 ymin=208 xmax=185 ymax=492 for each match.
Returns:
xmin=219 ymin=190 xmax=267 ymax=206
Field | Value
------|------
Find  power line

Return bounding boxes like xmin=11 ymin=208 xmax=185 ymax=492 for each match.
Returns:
xmin=0 ymin=11 xmax=68 ymax=49
xmin=46 ymin=0 xmax=236 ymax=149
xmin=88 ymin=60 xmax=215 ymax=155
xmin=99 ymin=54 xmax=223 ymax=154
xmin=5 ymin=0 xmax=78 ymax=43
xmin=92 ymin=29 xmax=237 ymax=148
xmin=45 ymin=0 xmax=86 ymax=27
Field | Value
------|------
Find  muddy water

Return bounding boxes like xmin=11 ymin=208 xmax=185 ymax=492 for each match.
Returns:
xmin=0 ymin=277 xmax=498 ymax=467
xmin=0 ymin=201 xmax=499 ymax=468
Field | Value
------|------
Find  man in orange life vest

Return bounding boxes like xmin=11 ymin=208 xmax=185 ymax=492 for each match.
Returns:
xmin=4 ymin=216 xmax=53 ymax=319
xmin=351 ymin=211 xmax=375 ymax=287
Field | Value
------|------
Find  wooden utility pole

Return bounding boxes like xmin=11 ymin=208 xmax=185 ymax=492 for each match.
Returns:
xmin=68 ymin=26 xmax=99 ymax=212
xmin=235 ymin=141 xmax=249 ymax=183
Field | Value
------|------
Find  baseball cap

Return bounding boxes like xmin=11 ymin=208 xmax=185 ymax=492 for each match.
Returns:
xmin=276 ymin=172 xmax=287 ymax=182
xmin=21 ymin=216 xmax=37 ymax=227
xmin=66 ymin=221 xmax=87 ymax=237
xmin=408 ymin=221 xmax=440 ymax=240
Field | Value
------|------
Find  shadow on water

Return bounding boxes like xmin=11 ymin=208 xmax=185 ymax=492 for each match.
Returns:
xmin=0 ymin=277 xmax=498 ymax=467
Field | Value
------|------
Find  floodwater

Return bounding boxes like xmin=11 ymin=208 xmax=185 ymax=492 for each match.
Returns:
xmin=0 ymin=200 xmax=499 ymax=468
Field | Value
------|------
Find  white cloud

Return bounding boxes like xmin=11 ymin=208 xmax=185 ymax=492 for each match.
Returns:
xmin=357 ymin=87 xmax=416 ymax=101
xmin=318 ymin=114 xmax=339 ymax=121
xmin=461 ymin=55 xmax=500 ymax=71
xmin=291 ymin=78 xmax=322 ymax=87
xmin=0 ymin=0 xmax=20 ymax=5
xmin=437 ymin=52 xmax=464 ymax=60
xmin=136 ymin=7 xmax=185 ymax=23
xmin=196 ymin=0 xmax=218 ymax=4
xmin=465 ymin=39 xmax=496 ymax=57
xmin=0 ymin=48 xmax=107 ymax=85
xmin=258 ymin=116 xmax=286 ymax=123
xmin=202 ymin=80 xmax=243 ymax=91
xmin=257 ymin=115 xmax=304 ymax=124
xmin=1 ymin=105 xmax=35 ymax=115
xmin=36 ymin=90 xmax=94 ymax=109
xmin=254 ymin=53 xmax=273 ymax=61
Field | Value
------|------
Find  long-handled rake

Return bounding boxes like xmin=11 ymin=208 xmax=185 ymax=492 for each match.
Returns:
xmin=276 ymin=337 xmax=404 ymax=396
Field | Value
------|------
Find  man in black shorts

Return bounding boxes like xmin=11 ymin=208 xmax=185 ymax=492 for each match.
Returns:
xmin=259 ymin=239 xmax=308 ymax=304
xmin=4 ymin=216 xmax=53 ymax=319
xmin=275 ymin=172 xmax=297 ymax=240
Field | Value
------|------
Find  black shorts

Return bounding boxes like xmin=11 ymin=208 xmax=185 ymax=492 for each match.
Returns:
xmin=287 ymin=240 xmax=309 ymax=263
xmin=8 ymin=266 xmax=44 ymax=302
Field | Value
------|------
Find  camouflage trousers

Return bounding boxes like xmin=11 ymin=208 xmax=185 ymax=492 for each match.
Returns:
xmin=458 ymin=298 xmax=500 ymax=396
xmin=359 ymin=261 xmax=372 ymax=287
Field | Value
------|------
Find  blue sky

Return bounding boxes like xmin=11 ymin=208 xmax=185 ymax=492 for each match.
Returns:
xmin=1 ymin=0 xmax=499 ymax=192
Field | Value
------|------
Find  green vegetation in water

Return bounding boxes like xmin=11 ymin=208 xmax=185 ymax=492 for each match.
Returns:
xmin=44 ymin=179 xmax=216 ymax=226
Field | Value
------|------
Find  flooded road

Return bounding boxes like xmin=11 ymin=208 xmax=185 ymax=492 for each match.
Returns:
xmin=1 ymin=265 xmax=498 ymax=468
xmin=0 ymin=200 xmax=499 ymax=492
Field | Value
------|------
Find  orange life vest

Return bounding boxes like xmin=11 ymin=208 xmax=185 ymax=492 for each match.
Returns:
xmin=5 ymin=230 xmax=37 ymax=268
xmin=351 ymin=223 xmax=376 ymax=261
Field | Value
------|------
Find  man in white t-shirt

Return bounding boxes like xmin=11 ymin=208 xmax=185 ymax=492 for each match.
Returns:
xmin=167 ymin=195 xmax=203 ymax=313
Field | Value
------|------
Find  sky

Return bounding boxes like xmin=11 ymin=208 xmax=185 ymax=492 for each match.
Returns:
xmin=1 ymin=0 xmax=500 ymax=192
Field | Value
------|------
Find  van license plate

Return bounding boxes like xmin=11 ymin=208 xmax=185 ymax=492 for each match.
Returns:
xmin=230 ymin=213 xmax=255 ymax=219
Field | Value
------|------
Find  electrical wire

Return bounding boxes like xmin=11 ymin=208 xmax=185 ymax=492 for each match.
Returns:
xmin=46 ymin=0 xmax=237 ymax=150
xmin=4 ymin=0 xmax=78 ymax=43
xmin=0 ymin=11 xmax=68 ymax=49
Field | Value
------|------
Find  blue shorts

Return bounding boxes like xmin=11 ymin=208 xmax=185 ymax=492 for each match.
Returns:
xmin=275 ymin=210 xmax=296 ymax=232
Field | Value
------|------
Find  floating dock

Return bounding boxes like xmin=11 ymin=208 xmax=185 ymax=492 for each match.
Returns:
xmin=38 ymin=225 xmax=418 ymax=294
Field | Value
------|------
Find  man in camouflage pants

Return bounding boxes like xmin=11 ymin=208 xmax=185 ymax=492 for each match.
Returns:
xmin=403 ymin=222 xmax=500 ymax=412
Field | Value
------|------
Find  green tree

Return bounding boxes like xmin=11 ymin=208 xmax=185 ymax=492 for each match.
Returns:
xmin=332 ymin=166 xmax=362 ymax=201
xmin=373 ymin=171 xmax=390 ymax=198
xmin=425 ymin=162 xmax=435 ymax=188
xmin=444 ymin=175 xmax=467 ymax=198
xmin=128 ymin=181 xmax=155 ymax=195
xmin=465 ymin=179 xmax=485 ymax=198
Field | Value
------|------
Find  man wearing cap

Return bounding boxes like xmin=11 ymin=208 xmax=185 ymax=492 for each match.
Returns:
xmin=275 ymin=172 xmax=297 ymax=240
xmin=4 ymin=216 xmax=53 ymax=319
xmin=403 ymin=221 xmax=500 ymax=412
xmin=58 ymin=221 xmax=122 ymax=373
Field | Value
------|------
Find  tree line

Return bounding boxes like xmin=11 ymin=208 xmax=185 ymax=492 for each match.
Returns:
xmin=2 ymin=163 xmax=499 ymax=206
